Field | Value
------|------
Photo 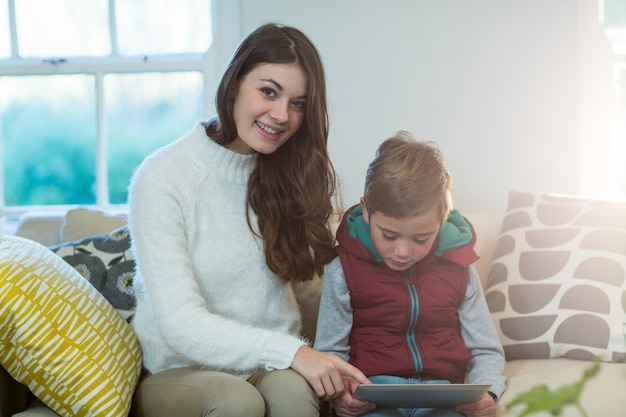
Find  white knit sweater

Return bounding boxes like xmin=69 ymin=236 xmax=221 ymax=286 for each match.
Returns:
xmin=128 ymin=122 xmax=306 ymax=375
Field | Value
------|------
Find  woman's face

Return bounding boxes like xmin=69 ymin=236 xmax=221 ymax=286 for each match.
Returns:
xmin=229 ymin=62 xmax=308 ymax=155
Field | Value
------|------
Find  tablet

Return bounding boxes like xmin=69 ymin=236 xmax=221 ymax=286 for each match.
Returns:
xmin=353 ymin=383 xmax=490 ymax=409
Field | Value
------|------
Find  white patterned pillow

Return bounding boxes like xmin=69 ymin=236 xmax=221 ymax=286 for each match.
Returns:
xmin=0 ymin=235 xmax=142 ymax=417
xmin=485 ymin=191 xmax=626 ymax=362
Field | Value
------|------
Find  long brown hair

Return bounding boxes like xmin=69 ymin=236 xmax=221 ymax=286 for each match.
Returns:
xmin=204 ymin=23 xmax=337 ymax=282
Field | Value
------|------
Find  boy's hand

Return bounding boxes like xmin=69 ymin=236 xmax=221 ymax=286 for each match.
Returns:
xmin=333 ymin=377 xmax=376 ymax=417
xmin=454 ymin=392 xmax=497 ymax=417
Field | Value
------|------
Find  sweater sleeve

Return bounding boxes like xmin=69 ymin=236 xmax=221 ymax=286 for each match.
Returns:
xmin=459 ymin=265 xmax=507 ymax=400
xmin=313 ymin=257 xmax=352 ymax=361
xmin=128 ymin=135 xmax=305 ymax=374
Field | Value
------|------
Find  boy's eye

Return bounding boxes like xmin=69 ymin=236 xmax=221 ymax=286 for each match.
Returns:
xmin=414 ymin=238 xmax=429 ymax=245
xmin=383 ymin=234 xmax=396 ymax=241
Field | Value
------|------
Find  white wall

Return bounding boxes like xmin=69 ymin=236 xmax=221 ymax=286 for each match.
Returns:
xmin=226 ymin=0 xmax=616 ymax=207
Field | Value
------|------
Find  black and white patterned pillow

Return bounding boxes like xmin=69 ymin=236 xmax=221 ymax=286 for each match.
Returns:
xmin=484 ymin=191 xmax=626 ymax=363
xmin=49 ymin=226 xmax=136 ymax=321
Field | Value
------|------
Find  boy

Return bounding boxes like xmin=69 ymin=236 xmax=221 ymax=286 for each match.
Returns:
xmin=314 ymin=131 xmax=506 ymax=417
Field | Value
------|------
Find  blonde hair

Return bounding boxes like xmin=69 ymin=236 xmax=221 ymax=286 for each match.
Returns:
xmin=363 ymin=131 xmax=453 ymax=223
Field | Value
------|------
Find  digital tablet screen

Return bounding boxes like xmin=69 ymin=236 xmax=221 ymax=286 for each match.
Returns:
xmin=353 ymin=383 xmax=490 ymax=408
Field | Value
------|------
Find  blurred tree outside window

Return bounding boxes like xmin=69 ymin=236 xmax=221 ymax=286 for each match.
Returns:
xmin=2 ymin=75 xmax=97 ymax=205
xmin=0 ymin=0 xmax=213 ymax=209
xmin=105 ymin=72 xmax=203 ymax=204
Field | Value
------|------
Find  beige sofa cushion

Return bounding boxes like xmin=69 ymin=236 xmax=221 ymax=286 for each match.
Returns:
xmin=457 ymin=205 xmax=507 ymax=286
xmin=13 ymin=212 xmax=66 ymax=246
xmin=60 ymin=208 xmax=127 ymax=243
xmin=13 ymin=400 xmax=58 ymax=417
xmin=499 ymin=358 xmax=626 ymax=416
xmin=13 ymin=208 xmax=127 ymax=247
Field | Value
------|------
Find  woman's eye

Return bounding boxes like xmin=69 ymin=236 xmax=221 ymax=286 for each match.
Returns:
xmin=292 ymin=100 xmax=306 ymax=111
xmin=261 ymin=87 xmax=276 ymax=97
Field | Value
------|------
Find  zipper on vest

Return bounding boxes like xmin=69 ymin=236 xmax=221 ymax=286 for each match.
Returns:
xmin=404 ymin=272 xmax=423 ymax=375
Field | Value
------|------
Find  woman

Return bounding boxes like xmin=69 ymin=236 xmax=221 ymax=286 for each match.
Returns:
xmin=128 ymin=23 xmax=369 ymax=417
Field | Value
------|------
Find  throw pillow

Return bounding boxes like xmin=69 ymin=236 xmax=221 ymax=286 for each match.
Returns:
xmin=50 ymin=226 xmax=136 ymax=320
xmin=0 ymin=235 xmax=142 ymax=417
xmin=485 ymin=191 xmax=626 ymax=362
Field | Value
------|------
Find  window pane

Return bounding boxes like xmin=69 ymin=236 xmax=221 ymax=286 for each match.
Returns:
xmin=105 ymin=72 xmax=204 ymax=204
xmin=0 ymin=0 xmax=9 ymax=58
xmin=1 ymin=75 xmax=96 ymax=206
xmin=15 ymin=0 xmax=110 ymax=57
xmin=605 ymin=0 xmax=626 ymax=27
xmin=116 ymin=0 xmax=212 ymax=55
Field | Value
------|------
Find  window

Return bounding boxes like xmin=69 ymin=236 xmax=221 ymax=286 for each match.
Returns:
xmin=0 ymin=0 xmax=238 ymax=216
xmin=602 ymin=0 xmax=626 ymax=196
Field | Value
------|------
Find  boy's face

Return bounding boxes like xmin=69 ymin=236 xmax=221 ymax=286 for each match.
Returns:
xmin=361 ymin=198 xmax=441 ymax=272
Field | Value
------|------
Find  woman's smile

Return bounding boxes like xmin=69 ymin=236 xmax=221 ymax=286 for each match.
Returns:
xmin=255 ymin=120 xmax=283 ymax=138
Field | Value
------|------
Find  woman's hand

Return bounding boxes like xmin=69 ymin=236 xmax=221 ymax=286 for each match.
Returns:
xmin=333 ymin=377 xmax=377 ymax=417
xmin=454 ymin=392 xmax=498 ymax=417
xmin=291 ymin=345 xmax=371 ymax=401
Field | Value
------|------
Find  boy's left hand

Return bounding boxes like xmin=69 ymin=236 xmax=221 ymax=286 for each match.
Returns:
xmin=333 ymin=377 xmax=376 ymax=417
xmin=454 ymin=392 xmax=497 ymax=417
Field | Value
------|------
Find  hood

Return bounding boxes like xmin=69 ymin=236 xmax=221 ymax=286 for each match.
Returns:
xmin=335 ymin=204 xmax=478 ymax=267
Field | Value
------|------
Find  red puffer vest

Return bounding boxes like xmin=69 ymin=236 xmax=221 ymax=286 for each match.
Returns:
xmin=336 ymin=210 xmax=478 ymax=383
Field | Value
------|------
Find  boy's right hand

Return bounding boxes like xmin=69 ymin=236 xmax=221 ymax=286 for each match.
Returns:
xmin=291 ymin=345 xmax=371 ymax=401
xmin=333 ymin=377 xmax=377 ymax=417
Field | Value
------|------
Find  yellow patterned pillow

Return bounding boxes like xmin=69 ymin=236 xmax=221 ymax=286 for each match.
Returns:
xmin=0 ymin=235 xmax=142 ymax=417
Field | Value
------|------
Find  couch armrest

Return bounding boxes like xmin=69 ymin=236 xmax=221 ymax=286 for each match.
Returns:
xmin=0 ymin=366 xmax=33 ymax=417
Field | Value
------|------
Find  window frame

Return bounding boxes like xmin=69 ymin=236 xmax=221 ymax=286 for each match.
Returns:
xmin=0 ymin=0 xmax=241 ymax=217
xmin=602 ymin=2 xmax=626 ymax=199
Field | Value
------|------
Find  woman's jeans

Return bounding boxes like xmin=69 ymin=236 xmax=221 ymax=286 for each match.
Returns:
xmin=360 ymin=375 xmax=464 ymax=417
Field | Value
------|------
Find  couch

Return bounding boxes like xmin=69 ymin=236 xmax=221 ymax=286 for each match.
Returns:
xmin=1 ymin=191 xmax=625 ymax=417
